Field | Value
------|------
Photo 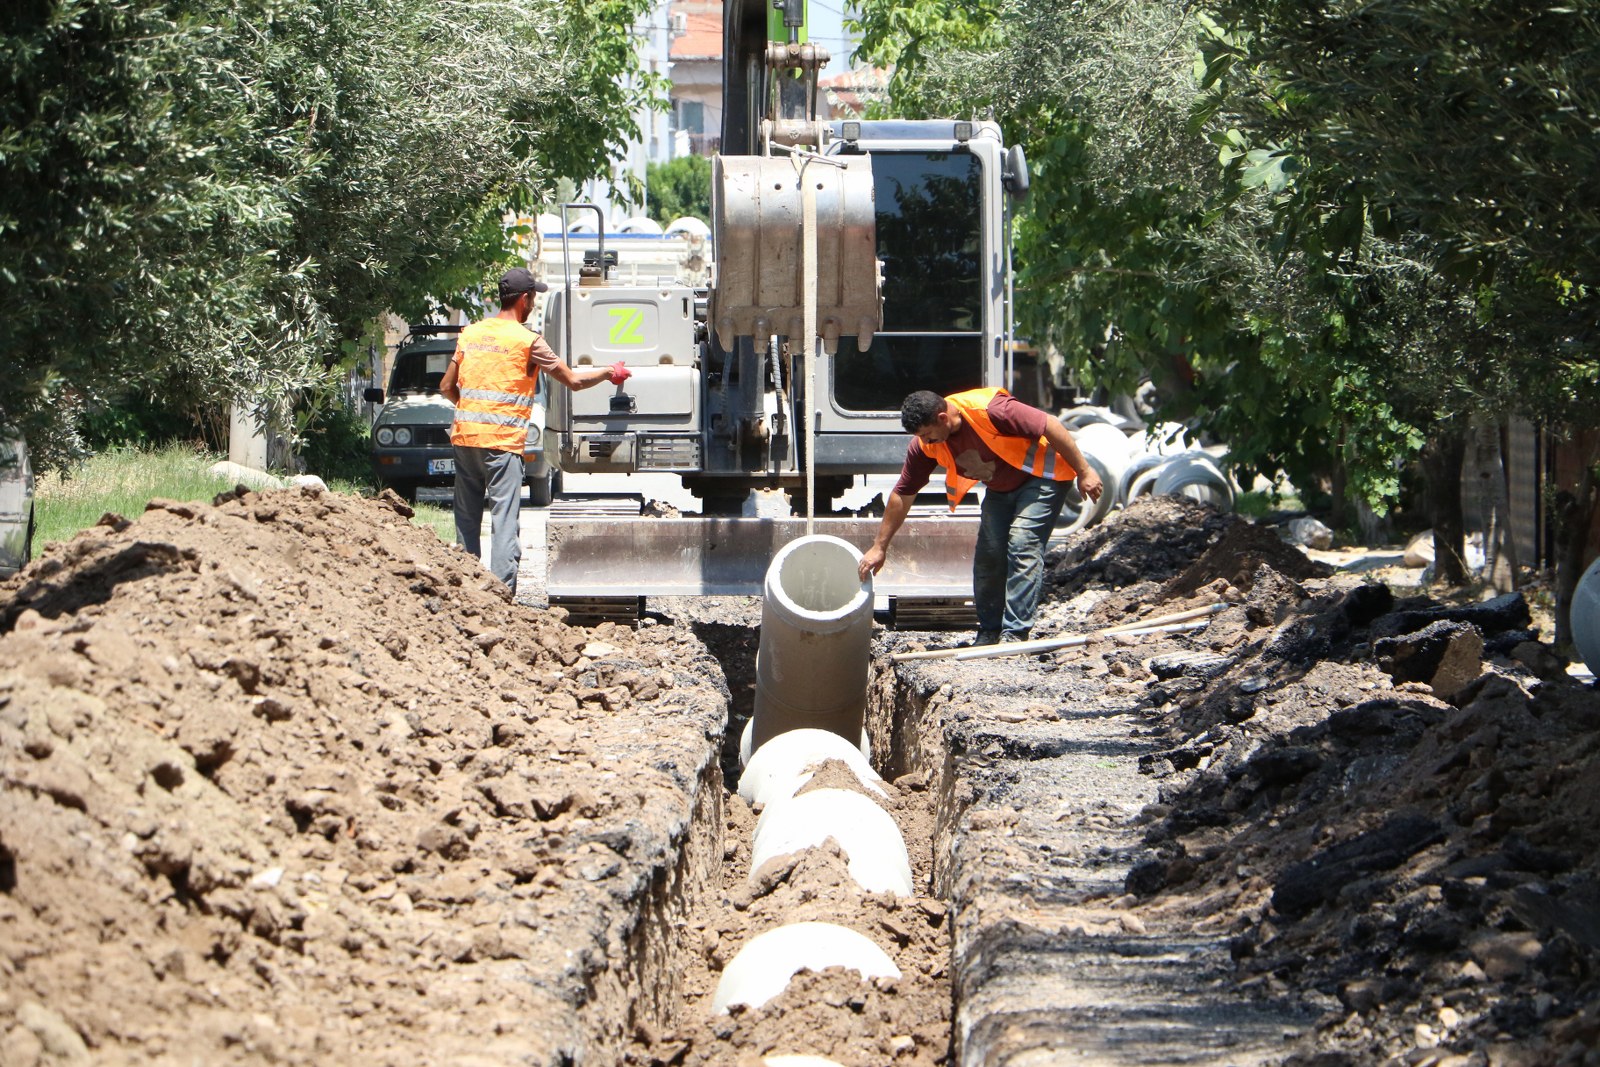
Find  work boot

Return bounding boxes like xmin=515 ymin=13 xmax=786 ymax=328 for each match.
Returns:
xmin=957 ymin=630 xmax=1001 ymax=648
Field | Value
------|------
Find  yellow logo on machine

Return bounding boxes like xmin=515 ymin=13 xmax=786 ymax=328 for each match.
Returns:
xmin=607 ymin=307 xmax=647 ymax=345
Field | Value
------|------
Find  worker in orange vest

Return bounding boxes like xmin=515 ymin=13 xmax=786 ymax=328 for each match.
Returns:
xmin=859 ymin=388 xmax=1104 ymax=645
xmin=440 ymin=268 xmax=629 ymax=593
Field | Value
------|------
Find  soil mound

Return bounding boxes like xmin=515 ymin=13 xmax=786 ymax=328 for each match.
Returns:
xmin=1124 ymin=573 xmax=1600 ymax=1064
xmin=1161 ymin=516 xmax=1333 ymax=598
xmin=0 ymin=487 xmax=725 ymax=1064
xmin=1046 ymin=496 xmax=1231 ymax=599
xmin=1040 ymin=498 xmax=1322 ymax=634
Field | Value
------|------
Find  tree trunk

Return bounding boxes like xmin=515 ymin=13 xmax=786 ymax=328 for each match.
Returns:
xmin=1330 ymin=423 xmax=1349 ymax=532
xmin=1355 ymin=496 xmax=1392 ymax=545
xmin=1553 ymin=452 xmax=1599 ymax=651
xmin=1421 ymin=425 xmax=1469 ymax=586
xmin=1467 ymin=416 xmax=1519 ymax=592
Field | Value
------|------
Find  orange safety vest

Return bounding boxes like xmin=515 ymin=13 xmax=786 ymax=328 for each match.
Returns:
xmin=450 ymin=319 xmax=540 ymax=453
xmin=921 ymin=387 xmax=1077 ymax=510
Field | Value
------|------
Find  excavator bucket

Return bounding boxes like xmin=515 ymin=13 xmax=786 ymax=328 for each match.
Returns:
xmin=546 ymin=513 xmax=978 ymax=627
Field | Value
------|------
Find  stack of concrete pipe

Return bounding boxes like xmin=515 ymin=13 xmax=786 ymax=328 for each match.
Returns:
xmin=1058 ymin=409 xmax=1234 ymax=530
xmin=711 ymin=535 xmax=911 ymax=1055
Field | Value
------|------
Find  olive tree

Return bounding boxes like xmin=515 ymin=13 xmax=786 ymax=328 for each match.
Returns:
xmin=1 ymin=0 xmax=661 ymax=470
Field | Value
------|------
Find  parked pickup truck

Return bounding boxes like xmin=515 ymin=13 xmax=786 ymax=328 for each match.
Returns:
xmin=365 ymin=324 xmax=559 ymax=506
xmin=0 ymin=437 xmax=35 ymax=579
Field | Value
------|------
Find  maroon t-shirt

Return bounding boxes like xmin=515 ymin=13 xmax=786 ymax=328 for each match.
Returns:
xmin=892 ymin=394 xmax=1054 ymax=497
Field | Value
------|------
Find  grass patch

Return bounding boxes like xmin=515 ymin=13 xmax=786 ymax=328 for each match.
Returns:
xmin=411 ymin=501 xmax=456 ymax=544
xmin=1236 ymin=487 xmax=1305 ymax=519
xmin=34 ymin=445 xmax=234 ymax=548
xmin=33 ymin=445 xmax=453 ymax=550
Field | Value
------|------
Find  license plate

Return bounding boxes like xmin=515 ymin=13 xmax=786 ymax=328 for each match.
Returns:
xmin=428 ymin=458 xmax=455 ymax=475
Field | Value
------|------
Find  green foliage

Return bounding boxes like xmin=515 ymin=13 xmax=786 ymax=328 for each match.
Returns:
xmin=645 ymin=155 xmax=713 ymax=226
xmin=1197 ymin=1 xmax=1600 ymax=289
xmin=1 ymin=0 xmax=662 ymax=473
xmin=848 ymin=0 xmax=1004 ymax=114
xmin=32 ymin=444 xmax=230 ymax=548
xmin=847 ymin=0 xmax=1600 ymax=523
xmin=79 ymin=385 xmax=202 ymax=452
xmin=1193 ymin=0 xmax=1600 ymax=431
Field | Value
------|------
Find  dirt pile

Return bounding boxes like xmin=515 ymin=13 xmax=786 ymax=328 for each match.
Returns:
xmin=1044 ymin=504 xmax=1600 ymax=1065
xmin=0 ymin=487 xmax=726 ymax=1065
xmin=1044 ymin=496 xmax=1234 ymax=602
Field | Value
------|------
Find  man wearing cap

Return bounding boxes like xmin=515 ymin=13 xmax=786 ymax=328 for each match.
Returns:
xmin=440 ymin=267 xmax=630 ymax=593
xmin=857 ymin=388 xmax=1103 ymax=646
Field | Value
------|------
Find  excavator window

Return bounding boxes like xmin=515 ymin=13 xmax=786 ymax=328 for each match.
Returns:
xmin=873 ymin=151 xmax=983 ymax=332
xmin=831 ymin=149 xmax=985 ymax=412
xmin=832 ymin=335 xmax=984 ymax=413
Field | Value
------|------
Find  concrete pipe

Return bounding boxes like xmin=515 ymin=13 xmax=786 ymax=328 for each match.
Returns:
xmin=749 ymin=536 xmax=875 ymax=753
xmin=1152 ymin=451 xmax=1234 ymax=511
xmin=1572 ymin=555 xmax=1600 ymax=676
xmin=750 ymin=788 xmax=914 ymax=896
xmin=738 ymin=727 xmax=884 ymax=808
xmin=1059 ymin=421 xmax=1132 ymax=534
xmin=1118 ymin=451 xmax=1169 ymax=505
xmin=711 ymin=921 xmax=901 ymax=1013
xmin=1060 ymin=405 xmax=1135 ymax=431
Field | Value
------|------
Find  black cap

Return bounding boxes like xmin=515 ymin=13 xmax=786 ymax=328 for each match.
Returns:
xmin=498 ymin=267 xmax=549 ymax=301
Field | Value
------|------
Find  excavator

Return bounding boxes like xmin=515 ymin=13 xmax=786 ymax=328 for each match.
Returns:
xmin=541 ymin=0 xmax=1032 ymax=623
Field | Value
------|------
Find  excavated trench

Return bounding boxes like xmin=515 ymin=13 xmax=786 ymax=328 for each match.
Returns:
xmin=612 ymin=602 xmax=962 ymax=1066
xmin=608 ymin=582 xmax=1322 ymax=1067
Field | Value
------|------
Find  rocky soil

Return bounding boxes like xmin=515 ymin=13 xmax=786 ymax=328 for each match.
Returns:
xmin=0 ymin=487 xmax=728 ymax=1065
xmin=2 ymin=486 xmax=1595 ymax=1067
xmin=1034 ymin=498 xmax=1600 ymax=1066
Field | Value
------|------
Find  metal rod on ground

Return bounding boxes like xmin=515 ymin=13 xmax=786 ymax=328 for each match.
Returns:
xmin=1099 ymin=601 xmax=1227 ymax=633
xmin=951 ymin=618 xmax=1211 ymax=661
xmin=890 ymin=616 xmax=1213 ymax=664
xmin=889 ymin=601 xmax=1224 ymax=664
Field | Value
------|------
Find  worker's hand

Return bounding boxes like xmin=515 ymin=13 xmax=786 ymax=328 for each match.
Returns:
xmin=858 ymin=546 xmax=886 ymax=582
xmin=607 ymin=361 xmax=631 ymax=386
xmin=1078 ymin=468 xmax=1104 ymax=503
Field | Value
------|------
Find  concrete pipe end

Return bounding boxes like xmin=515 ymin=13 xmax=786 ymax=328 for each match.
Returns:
xmin=1152 ymin=451 xmax=1235 ymax=510
xmin=1059 ymin=451 xmax=1119 ymax=535
xmin=765 ymin=534 xmax=871 ymax=624
xmin=711 ymin=921 xmax=901 ymax=1013
xmin=740 ymin=719 xmax=870 ymax=770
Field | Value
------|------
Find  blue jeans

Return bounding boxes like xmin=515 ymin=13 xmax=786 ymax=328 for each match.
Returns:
xmin=974 ymin=477 xmax=1068 ymax=640
xmin=453 ymin=446 xmax=524 ymax=593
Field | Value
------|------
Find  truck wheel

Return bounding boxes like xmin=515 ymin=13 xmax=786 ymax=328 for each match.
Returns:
xmin=527 ymin=468 xmax=555 ymax=508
